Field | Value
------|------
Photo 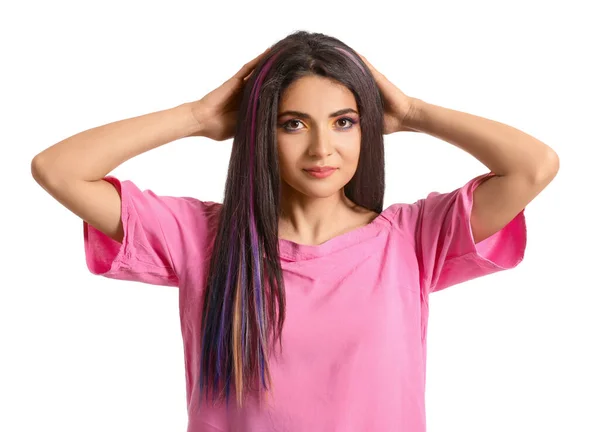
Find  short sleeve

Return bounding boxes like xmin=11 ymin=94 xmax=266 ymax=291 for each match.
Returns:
xmin=407 ymin=173 xmax=527 ymax=294
xmin=83 ymin=176 xmax=221 ymax=287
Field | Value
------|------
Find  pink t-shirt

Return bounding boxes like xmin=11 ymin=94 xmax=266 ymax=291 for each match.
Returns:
xmin=83 ymin=172 xmax=526 ymax=431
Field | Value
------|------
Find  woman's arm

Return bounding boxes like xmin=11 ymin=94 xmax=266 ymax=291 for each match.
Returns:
xmin=405 ymin=98 xmax=560 ymax=243
xmin=31 ymin=103 xmax=202 ymax=242
xmin=31 ymin=103 xmax=200 ymax=182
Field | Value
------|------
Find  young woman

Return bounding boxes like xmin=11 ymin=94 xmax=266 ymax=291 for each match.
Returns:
xmin=31 ymin=31 xmax=559 ymax=431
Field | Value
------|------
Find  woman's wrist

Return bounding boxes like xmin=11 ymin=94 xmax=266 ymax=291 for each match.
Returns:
xmin=178 ymin=102 xmax=206 ymax=137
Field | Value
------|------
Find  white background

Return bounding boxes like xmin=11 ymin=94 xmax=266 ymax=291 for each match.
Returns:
xmin=2 ymin=0 xmax=599 ymax=431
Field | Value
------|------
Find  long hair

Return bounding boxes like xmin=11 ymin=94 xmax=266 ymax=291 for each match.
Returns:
xmin=198 ymin=30 xmax=385 ymax=407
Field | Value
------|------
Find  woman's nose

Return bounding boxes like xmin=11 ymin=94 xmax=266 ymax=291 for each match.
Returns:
xmin=307 ymin=132 xmax=334 ymax=157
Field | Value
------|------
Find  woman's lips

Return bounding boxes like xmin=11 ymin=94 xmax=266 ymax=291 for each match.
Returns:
xmin=303 ymin=168 xmax=337 ymax=179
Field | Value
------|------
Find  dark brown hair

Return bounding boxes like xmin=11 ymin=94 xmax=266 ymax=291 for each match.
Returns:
xmin=198 ymin=30 xmax=385 ymax=407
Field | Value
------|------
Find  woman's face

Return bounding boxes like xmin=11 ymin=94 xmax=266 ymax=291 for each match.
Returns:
xmin=276 ymin=75 xmax=361 ymax=199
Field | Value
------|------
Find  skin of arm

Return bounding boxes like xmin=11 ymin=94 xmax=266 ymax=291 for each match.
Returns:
xmin=357 ymin=52 xmax=559 ymax=244
xmin=31 ymin=103 xmax=202 ymax=241
xmin=30 ymin=49 xmax=267 ymax=242
xmin=405 ymin=98 xmax=559 ymax=243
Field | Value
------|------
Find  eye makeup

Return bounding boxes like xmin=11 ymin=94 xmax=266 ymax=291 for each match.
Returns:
xmin=278 ymin=116 xmax=359 ymax=133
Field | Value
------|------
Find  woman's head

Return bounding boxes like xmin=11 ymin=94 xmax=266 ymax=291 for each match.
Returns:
xmin=238 ymin=31 xmax=386 ymax=209
xmin=199 ymin=30 xmax=385 ymax=408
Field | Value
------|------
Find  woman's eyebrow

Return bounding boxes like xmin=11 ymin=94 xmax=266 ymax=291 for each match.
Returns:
xmin=277 ymin=108 xmax=358 ymax=119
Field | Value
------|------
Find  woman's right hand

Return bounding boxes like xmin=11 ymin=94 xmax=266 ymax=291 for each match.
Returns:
xmin=187 ymin=47 xmax=271 ymax=141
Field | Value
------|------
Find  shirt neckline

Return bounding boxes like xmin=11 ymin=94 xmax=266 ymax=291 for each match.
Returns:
xmin=277 ymin=204 xmax=397 ymax=262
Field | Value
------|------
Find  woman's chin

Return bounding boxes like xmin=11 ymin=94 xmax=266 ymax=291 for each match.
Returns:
xmin=294 ymin=182 xmax=347 ymax=199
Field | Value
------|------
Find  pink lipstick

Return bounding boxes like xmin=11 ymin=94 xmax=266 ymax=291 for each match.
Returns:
xmin=303 ymin=166 xmax=337 ymax=179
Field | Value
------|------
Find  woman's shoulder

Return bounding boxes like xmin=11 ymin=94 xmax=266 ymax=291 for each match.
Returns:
xmin=380 ymin=201 xmax=421 ymax=225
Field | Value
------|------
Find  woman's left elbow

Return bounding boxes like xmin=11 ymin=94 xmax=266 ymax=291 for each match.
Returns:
xmin=531 ymin=147 xmax=560 ymax=185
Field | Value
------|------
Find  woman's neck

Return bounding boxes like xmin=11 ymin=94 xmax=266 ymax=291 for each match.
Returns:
xmin=278 ymin=186 xmax=376 ymax=246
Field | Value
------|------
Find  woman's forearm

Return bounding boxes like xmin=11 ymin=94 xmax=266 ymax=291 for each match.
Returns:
xmin=32 ymin=102 xmax=202 ymax=182
xmin=405 ymin=98 xmax=559 ymax=182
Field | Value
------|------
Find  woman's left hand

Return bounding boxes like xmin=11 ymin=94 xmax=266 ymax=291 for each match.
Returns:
xmin=357 ymin=53 xmax=420 ymax=134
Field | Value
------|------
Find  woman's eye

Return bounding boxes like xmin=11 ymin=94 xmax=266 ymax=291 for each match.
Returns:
xmin=287 ymin=120 xmax=303 ymax=130
xmin=281 ymin=117 xmax=357 ymax=132
xmin=336 ymin=118 xmax=356 ymax=129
